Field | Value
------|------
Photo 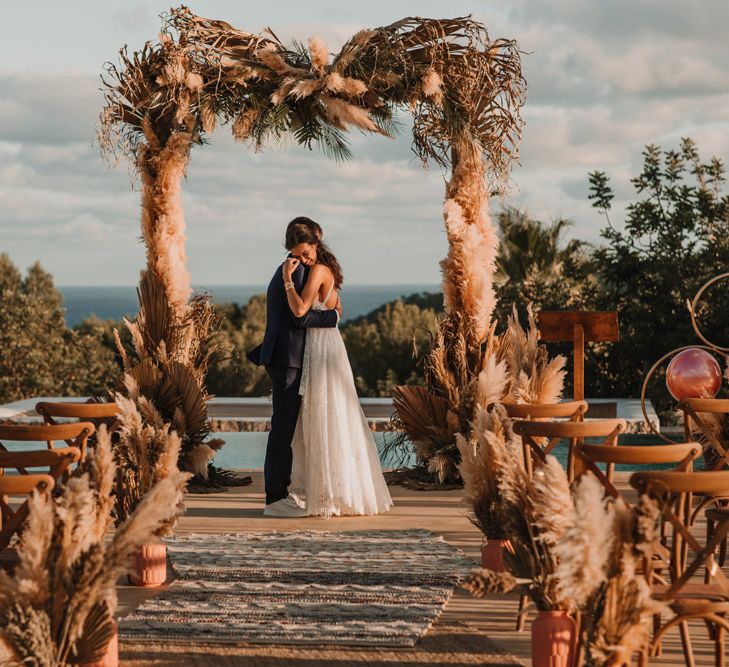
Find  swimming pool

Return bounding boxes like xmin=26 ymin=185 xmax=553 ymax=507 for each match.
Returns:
xmin=210 ymin=432 xmax=414 ymax=470
xmin=1 ymin=433 xmax=703 ymax=473
xmin=209 ymin=432 xmax=701 ymax=472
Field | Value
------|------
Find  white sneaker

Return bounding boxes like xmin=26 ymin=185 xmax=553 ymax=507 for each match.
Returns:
xmin=263 ymin=497 xmax=308 ymax=518
xmin=287 ymin=493 xmax=305 ymax=509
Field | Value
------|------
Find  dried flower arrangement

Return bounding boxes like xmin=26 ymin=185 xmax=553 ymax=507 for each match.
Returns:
xmin=113 ymin=270 xmax=225 ymax=488
xmin=0 ymin=426 xmax=189 ymax=665
xmin=462 ymin=406 xmax=662 ymax=661
xmin=395 ymin=305 xmax=566 ymax=485
xmin=456 ymin=404 xmax=519 ymax=540
xmin=572 ymin=496 xmax=663 ymax=666
xmin=111 ymin=377 xmax=191 ymax=524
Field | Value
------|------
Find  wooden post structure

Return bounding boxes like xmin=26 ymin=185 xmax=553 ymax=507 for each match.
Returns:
xmin=537 ymin=311 xmax=619 ymax=402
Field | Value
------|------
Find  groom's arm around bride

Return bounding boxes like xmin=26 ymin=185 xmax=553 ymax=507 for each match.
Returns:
xmin=246 ymin=258 xmax=338 ymax=370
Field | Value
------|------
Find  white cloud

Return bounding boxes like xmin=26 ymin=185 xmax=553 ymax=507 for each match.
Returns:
xmin=1 ymin=1 xmax=727 ymax=285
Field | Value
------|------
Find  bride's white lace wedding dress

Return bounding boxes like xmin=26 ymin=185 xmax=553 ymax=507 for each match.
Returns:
xmin=290 ymin=283 xmax=393 ymax=518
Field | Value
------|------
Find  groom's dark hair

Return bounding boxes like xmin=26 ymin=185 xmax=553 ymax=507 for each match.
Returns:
xmin=285 ymin=216 xmax=322 ymax=247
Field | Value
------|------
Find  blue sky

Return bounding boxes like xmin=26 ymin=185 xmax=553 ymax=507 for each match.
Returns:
xmin=1 ymin=1 xmax=727 ymax=285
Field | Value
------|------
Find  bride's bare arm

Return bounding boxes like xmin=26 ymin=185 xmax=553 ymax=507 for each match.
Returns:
xmin=283 ymin=259 xmax=329 ymax=317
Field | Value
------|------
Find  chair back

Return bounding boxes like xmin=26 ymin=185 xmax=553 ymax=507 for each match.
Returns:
xmin=513 ymin=418 xmax=625 ymax=480
xmin=0 ymin=422 xmax=96 ymax=461
xmin=575 ymin=441 xmax=702 ymax=501
xmin=0 ymin=473 xmax=55 ymax=552
xmin=503 ymin=400 xmax=588 ymax=421
xmin=36 ymin=401 xmax=119 ymax=422
xmin=0 ymin=446 xmax=81 ymax=552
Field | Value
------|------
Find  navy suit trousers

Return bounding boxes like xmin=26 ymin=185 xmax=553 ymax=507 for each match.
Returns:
xmin=264 ymin=365 xmax=302 ymax=505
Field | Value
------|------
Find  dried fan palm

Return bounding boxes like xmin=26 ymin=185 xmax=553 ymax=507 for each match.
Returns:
xmin=114 ymin=270 xmax=225 ymax=482
xmin=0 ymin=427 xmax=190 ymax=665
xmin=391 ymin=385 xmax=460 ymax=483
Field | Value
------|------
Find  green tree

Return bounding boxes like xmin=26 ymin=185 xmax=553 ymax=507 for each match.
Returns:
xmin=587 ymin=138 xmax=729 ymax=413
xmin=494 ymin=207 xmax=596 ymax=324
xmin=341 ymin=299 xmax=439 ymax=396
xmin=205 ymin=295 xmax=270 ymax=397
xmin=0 ymin=255 xmax=118 ymax=403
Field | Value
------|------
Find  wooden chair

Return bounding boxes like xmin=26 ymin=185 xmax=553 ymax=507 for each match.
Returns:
xmin=502 ymin=407 xmax=598 ymax=634
xmin=575 ymin=441 xmax=702 ymax=502
xmin=1 ymin=421 xmax=96 ymax=462
xmin=577 ymin=442 xmax=702 ymax=604
xmin=630 ymin=471 xmax=729 ymax=667
xmin=677 ymin=398 xmax=729 ymax=571
xmin=503 ymin=399 xmax=588 ymax=422
xmin=512 ymin=418 xmax=626 ymax=482
xmin=0 ymin=423 xmax=91 ymax=494
xmin=678 ymin=398 xmax=729 ymax=471
xmin=0 ymin=473 xmax=55 ymax=567
xmin=36 ymin=401 xmax=120 ymax=454
xmin=0 ymin=447 xmax=81 ymax=551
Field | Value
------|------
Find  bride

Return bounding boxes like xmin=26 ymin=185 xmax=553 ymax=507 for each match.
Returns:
xmin=281 ymin=221 xmax=393 ymax=518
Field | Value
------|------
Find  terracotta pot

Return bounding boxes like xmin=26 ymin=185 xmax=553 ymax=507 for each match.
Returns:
xmin=531 ymin=610 xmax=577 ymax=667
xmin=481 ymin=538 xmax=509 ymax=572
xmin=129 ymin=543 xmax=167 ymax=587
xmin=73 ymin=620 xmax=118 ymax=667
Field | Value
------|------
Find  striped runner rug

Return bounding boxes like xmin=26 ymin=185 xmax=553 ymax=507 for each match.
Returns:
xmin=118 ymin=529 xmax=474 ymax=647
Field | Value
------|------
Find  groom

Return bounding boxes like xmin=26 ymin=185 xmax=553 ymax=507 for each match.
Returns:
xmin=247 ymin=217 xmax=340 ymax=517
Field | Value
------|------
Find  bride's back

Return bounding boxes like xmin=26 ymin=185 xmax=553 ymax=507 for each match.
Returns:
xmin=313 ymin=265 xmax=337 ymax=310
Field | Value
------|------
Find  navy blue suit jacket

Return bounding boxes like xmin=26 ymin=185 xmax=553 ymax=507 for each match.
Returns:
xmin=247 ymin=261 xmax=338 ymax=369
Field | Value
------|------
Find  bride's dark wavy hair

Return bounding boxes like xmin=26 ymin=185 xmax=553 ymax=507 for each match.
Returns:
xmin=285 ymin=216 xmax=344 ymax=289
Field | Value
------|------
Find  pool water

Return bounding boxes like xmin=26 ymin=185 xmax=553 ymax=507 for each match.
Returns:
xmin=2 ymin=433 xmax=704 ymax=473
xmin=209 ymin=432 xmax=703 ymax=472
xmin=210 ymin=432 xmax=415 ymax=470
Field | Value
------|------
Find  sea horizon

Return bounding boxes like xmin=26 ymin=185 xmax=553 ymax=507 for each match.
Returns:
xmin=60 ymin=284 xmax=442 ymax=328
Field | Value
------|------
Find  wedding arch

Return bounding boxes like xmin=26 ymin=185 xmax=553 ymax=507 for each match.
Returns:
xmin=98 ymin=6 xmax=526 ymax=477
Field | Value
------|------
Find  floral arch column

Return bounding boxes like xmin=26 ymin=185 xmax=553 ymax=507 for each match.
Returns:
xmin=98 ymin=7 xmax=526 ymax=477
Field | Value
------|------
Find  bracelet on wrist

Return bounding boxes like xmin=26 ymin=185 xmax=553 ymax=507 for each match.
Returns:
xmin=284 ymin=281 xmax=295 ymax=291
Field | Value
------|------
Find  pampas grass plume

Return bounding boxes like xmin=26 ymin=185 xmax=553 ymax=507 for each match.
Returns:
xmin=421 ymin=69 xmax=444 ymax=104
xmin=308 ymin=36 xmax=329 ymax=72
xmin=553 ymin=472 xmax=614 ymax=610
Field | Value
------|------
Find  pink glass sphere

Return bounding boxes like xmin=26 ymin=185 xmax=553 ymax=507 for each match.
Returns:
xmin=665 ymin=348 xmax=723 ymax=401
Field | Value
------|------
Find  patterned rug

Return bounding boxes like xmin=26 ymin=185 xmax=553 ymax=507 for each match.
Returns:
xmin=118 ymin=530 xmax=474 ymax=647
